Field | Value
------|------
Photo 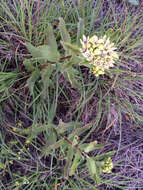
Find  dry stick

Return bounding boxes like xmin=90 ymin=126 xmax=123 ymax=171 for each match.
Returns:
xmin=111 ymin=74 xmax=118 ymax=90
xmin=54 ymin=182 xmax=63 ymax=190
xmin=16 ymin=38 xmax=25 ymax=46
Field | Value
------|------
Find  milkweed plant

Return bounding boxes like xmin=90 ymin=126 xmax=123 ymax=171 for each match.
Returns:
xmin=23 ymin=18 xmax=116 ymax=183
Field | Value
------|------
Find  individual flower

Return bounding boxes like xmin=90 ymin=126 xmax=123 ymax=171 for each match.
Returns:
xmin=80 ymin=34 xmax=119 ymax=77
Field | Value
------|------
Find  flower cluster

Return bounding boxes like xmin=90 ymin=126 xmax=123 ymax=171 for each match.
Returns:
xmin=102 ymin=157 xmax=113 ymax=173
xmin=80 ymin=34 xmax=119 ymax=77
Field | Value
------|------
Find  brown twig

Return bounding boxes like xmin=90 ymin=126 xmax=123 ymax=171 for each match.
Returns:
xmin=16 ymin=38 xmax=25 ymax=46
xmin=111 ymin=74 xmax=118 ymax=90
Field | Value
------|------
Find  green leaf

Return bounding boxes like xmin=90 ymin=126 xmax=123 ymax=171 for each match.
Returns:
xmin=84 ymin=141 xmax=98 ymax=153
xmin=77 ymin=18 xmax=84 ymax=45
xmin=25 ymin=42 xmax=42 ymax=58
xmin=41 ymin=123 xmax=92 ymax=157
xmin=61 ymin=41 xmax=80 ymax=54
xmin=57 ymin=120 xmax=82 ymax=134
xmin=45 ymin=128 xmax=57 ymax=147
xmin=80 ymin=142 xmax=109 ymax=151
xmin=69 ymin=152 xmax=81 ymax=176
xmin=59 ymin=17 xmax=71 ymax=55
xmin=46 ymin=23 xmax=58 ymax=51
xmin=15 ymin=123 xmax=50 ymax=135
xmin=61 ymin=56 xmax=81 ymax=71
xmin=41 ymin=139 xmax=64 ymax=157
xmin=37 ymin=45 xmax=60 ymax=62
xmin=73 ymin=123 xmax=93 ymax=137
xmin=82 ymin=142 xmax=109 ymax=151
xmin=94 ymin=151 xmax=115 ymax=161
xmin=23 ymin=59 xmax=35 ymax=72
xmin=20 ymin=124 xmax=54 ymax=144
xmin=27 ymin=69 xmax=40 ymax=96
xmin=59 ymin=17 xmax=71 ymax=43
xmin=25 ymin=42 xmax=60 ymax=62
xmin=87 ymin=158 xmax=101 ymax=184
xmin=64 ymin=145 xmax=74 ymax=178
xmin=63 ymin=136 xmax=79 ymax=178
xmin=41 ymin=65 xmax=54 ymax=99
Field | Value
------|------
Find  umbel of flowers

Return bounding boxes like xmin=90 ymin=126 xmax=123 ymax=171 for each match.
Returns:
xmin=80 ymin=34 xmax=119 ymax=77
xmin=102 ymin=157 xmax=114 ymax=173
